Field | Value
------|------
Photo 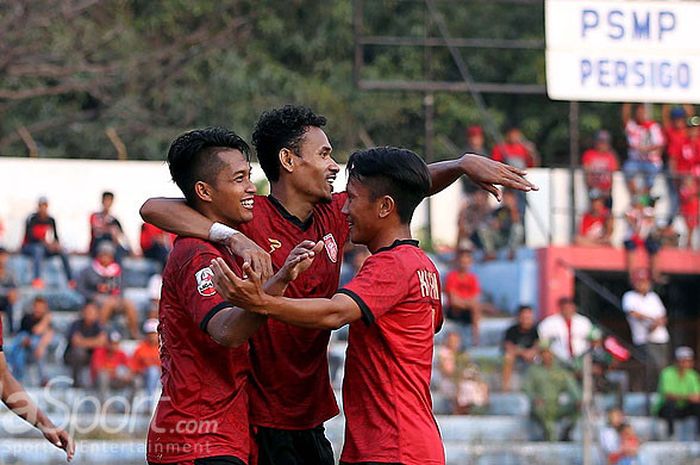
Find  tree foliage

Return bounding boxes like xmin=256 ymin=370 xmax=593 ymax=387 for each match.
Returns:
xmin=1 ymin=0 xmax=622 ymax=165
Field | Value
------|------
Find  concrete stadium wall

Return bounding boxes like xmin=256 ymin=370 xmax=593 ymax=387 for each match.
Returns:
xmin=0 ymin=158 xmax=679 ymax=253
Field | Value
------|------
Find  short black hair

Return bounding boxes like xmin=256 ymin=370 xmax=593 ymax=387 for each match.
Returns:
xmin=517 ymin=304 xmax=533 ymax=314
xmin=252 ymin=105 xmax=327 ymax=182
xmin=347 ymin=146 xmax=431 ymax=224
xmin=0 ymin=247 xmax=7 ymax=255
xmin=102 ymin=191 xmax=114 ymax=200
xmin=167 ymin=127 xmax=250 ymax=204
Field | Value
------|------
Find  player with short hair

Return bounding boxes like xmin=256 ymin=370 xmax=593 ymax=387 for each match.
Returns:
xmin=211 ymin=147 xmax=446 ymax=465
xmin=146 ymin=127 xmax=319 ymax=465
xmin=141 ymin=105 xmax=536 ymax=464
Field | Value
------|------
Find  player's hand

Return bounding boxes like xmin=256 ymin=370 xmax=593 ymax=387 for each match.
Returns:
xmin=460 ymin=153 xmax=539 ymax=201
xmin=227 ymin=234 xmax=273 ymax=282
xmin=278 ymin=240 xmax=324 ymax=283
xmin=210 ymin=258 xmax=268 ymax=313
xmin=40 ymin=425 xmax=75 ymax=462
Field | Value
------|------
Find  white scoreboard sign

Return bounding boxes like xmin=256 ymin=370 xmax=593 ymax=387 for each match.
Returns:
xmin=545 ymin=0 xmax=700 ymax=103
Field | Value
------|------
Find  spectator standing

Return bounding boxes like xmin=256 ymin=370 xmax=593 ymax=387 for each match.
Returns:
xmin=502 ymin=305 xmax=539 ymax=391
xmin=538 ymin=297 xmax=593 ymax=364
xmin=576 ymin=194 xmax=613 ymax=247
xmin=91 ymin=331 xmax=134 ymax=406
xmin=21 ymin=197 xmax=73 ymax=288
xmin=77 ymin=242 xmax=139 ymax=339
xmin=0 ymin=248 xmax=18 ymax=333
xmin=622 ymin=268 xmax=669 ymax=390
xmin=484 ymin=189 xmax=524 ymax=260
xmin=461 ymin=125 xmax=489 ymax=194
xmin=622 ymin=103 xmax=665 ymax=196
xmin=492 ymin=125 xmax=539 ymax=218
xmin=7 ymin=297 xmax=55 ymax=385
xmin=89 ymin=191 xmax=130 ymax=263
xmin=491 ymin=125 xmax=539 ymax=169
xmin=662 ymin=105 xmax=695 ymax=224
xmin=655 ymin=346 xmax=700 ymax=439
xmin=456 ymin=190 xmax=491 ymax=252
xmin=140 ymin=223 xmax=174 ymax=271
xmin=623 ymin=196 xmax=662 ymax=282
xmin=679 ymin=175 xmax=699 ymax=249
xmin=63 ymin=302 xmax=106 ymax=388
xmin=130 ymin=319 xmax=161 ymax=400
xmin=444 ymin=249 xmax=482 ymax=346
xmin=523 ymin=342 xmax=581 ymax=441
xmin=582 ymin=130 xmax=620 ymax=209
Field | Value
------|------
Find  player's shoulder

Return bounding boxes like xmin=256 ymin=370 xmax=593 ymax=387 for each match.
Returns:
xmin=169 ymin=237 xmax=223 ymax=267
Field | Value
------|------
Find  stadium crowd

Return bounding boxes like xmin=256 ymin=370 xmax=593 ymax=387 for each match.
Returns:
xmin=0 ymin=103 xmax=698 ymax=464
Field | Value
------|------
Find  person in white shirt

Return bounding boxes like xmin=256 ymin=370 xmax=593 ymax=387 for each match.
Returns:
xmin=622 ymin=268 xmax=669 ymax=390
xmin=538 ymin=297 xmax=593 ymax=364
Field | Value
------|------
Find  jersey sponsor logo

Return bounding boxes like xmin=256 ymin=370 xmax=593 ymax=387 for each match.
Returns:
xmin=195 ymin=267 xmax=217 ymax=297
xmin=323 ymin=233 xmax=338 ymax=263
xmin=417 ymin=269 xmax=440 ymax=300
xmin=268 ymin=238 xmax=282 ymax=254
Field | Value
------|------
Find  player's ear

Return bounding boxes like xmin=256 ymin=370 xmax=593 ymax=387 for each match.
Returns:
xmin=279 ymin=148 xmax=295 ymax=174
xmin=378 ymin=195 xmax=395 ymax=219
xmin=194 ymin=181 xmax=214 ymax=203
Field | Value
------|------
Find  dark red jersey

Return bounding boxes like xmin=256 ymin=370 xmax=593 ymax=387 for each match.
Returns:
xmin=0 ymin=316 xmax=3 ymax=350
xmin=337 ymin=240 xmax=445 ymax=465
xmin=237 ymin=193 xmax=349 ymax=429
xmin=147 ymin=237 xmax=251 ymax=464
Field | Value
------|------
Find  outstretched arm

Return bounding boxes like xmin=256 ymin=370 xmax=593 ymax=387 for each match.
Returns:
xmin=140 ymin=198 xmax=272 ymax=279
xmin=0 ymin=354 xmax=75 ymax=461
xmin=428 ymin=153 xmax=538 ymax=201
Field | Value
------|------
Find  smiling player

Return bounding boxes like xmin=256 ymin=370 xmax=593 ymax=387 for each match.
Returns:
xmin=211 ymin=147 xmax=446 ymax=465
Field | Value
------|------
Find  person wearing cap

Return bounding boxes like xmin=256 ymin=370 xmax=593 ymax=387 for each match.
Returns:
xmin=654 ymin=346 xmax=700 ymax=438
xmin=131 ymin=319 xmax=161 ymax=400
xmin=538 ymin=297 xmax=593 ymax=364
xmin=581 ymin=129 xmax=619 ymax=210
xmin=90 ymin=330 xmax=134 ymax=406
xmin=621 ymin=103 xmax=665 ymax=196
xmin=523 ymin=340 xmax=581 ymax=441
xmin=622 ymin=269 xmax=669 ymax=390
xmin=20 ymin=196 xmax=73 ymax=289
xmin=76 ymin=241 xmax=139 ymax=339
xmin=575 ymin=193 xmax=613 ymax=248
xmin=63 ymin=301 xmax=107 ymax=388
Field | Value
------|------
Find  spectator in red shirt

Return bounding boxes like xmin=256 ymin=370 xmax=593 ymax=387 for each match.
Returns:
xmin=21 ymin=197 xmax=73 ymax=288
xmin=576 ymin=195 xmax=613 ymax=247
xmin=582 ymin=130 xmax=619 ymax=209
xmin=140 ymin=223 xmax=174 ymax=271
xmin=662 ymin=104 xmax=696 ymax=225
xmin=131 ymin=319 xmax=161 ymax=400
xmin=491 ymin=125 xmax=539 ymax=169
xmin=91 ymin=330 xmax=134 ymax=406
xmin=679 ymin=175 xmax=699 ymax=249
xmin=89 ymin=192 xmax=130 ymax=264
xmin=445 ymin=248 xmax=482 ymax=346
xmin=622 ymin=103 xmax=665 ymax=196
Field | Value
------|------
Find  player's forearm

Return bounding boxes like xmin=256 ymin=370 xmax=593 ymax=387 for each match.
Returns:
xmin=1 ymin=367 xmax=53 ymax=430
xmin=427 ymin=157 xmax=470 ymax=196
xmin=207 ymin=307 xmax=266 ymax=348
xmin=140 ymin=197 xmax=212 ymax=239
xmin=264 ymin=295 xmax=353 ymax=330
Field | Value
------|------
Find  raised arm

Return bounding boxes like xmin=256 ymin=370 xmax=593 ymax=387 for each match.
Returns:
xmin=427 ymin=154 xmax=538 ymax=201
xmin=140 ymin=197 xmax=272 ymax=279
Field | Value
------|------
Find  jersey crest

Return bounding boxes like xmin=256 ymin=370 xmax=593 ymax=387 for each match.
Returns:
xmin=323 ymin=233 xmax=338 ymax=263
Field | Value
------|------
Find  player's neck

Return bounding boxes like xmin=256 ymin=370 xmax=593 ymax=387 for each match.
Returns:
xmin=367 ymin=224 xmax=412 ymax=254
xmin=269 ymin=183 xmax=315 ymax=221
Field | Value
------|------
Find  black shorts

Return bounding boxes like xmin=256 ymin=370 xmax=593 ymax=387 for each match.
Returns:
xmin=256 ymin=424 xmax=334 ymax=465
